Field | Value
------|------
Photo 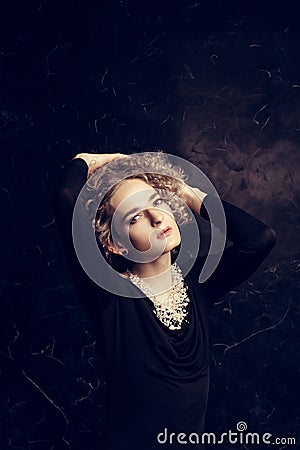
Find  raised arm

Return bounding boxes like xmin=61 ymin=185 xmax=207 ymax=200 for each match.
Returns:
xmin=53 ymin=152 xmax=126 ymax=277
xmin=181 ymin=185 xmax=277 ymax=306
xmin=54 ymin=153 xmax=125 ymax=229
xmin=54 ymin=157 xmax=88 ymax=239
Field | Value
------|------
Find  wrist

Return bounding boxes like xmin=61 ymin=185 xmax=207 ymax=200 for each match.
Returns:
xmin=73 ymin=153 xmax=90 ymax=163
xmin=182 ymin=185 xmax=208 ymax=213
xmin=73 ymin=153 xmax=98 ymax=176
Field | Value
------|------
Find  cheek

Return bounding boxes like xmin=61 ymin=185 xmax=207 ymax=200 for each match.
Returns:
xmin=129 ymin=224 xmax=151 ymax=248
xmin=170 ymin=219 xmax=180 ymax=236
xmin=170 ymin=225 xmax=182 ymax=248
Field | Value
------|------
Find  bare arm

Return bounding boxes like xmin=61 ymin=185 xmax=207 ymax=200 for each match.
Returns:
xmin=179 ymin=184 xmax=208 ymax=214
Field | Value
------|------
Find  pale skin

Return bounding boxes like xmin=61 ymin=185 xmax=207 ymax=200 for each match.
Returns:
xmin=74 ymin=152 xmax=208 ymax=299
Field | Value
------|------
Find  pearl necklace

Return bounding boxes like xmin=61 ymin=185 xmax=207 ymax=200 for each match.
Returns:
xmin=126 ymin=263 xmax=190 ymax=331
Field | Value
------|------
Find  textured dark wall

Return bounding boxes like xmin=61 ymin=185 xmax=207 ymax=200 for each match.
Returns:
xmin=1 ymin=1 xmax=299 ymax=449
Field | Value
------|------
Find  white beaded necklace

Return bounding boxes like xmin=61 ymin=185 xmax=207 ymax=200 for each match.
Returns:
xmin=126 ymin=263 xmax=190 ymax=331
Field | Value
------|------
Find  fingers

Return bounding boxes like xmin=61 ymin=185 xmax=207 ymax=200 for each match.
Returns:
xmin=87 ymin=153 xmax=127 ymax=177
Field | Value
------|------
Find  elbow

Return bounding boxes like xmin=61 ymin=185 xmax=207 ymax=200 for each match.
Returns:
xmin=257 ymin=226 xmax=277 ymax=253
xmin=54 ymin=187 xmax=75 ymax=207
xmin=241 ymin=226 xmax=277 ymax=254
xmin=265 ymin=226 xmax=277 ymax=247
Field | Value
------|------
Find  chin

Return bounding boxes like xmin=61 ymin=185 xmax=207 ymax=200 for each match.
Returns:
xmin=167 ymin=238 xmax=181 ymax=252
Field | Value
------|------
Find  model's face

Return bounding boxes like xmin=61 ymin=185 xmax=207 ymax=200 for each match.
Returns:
xmin=109 ymin=178 xmax=181 ymax=257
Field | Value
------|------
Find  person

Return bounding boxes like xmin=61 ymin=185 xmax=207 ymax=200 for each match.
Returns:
xmin=54 ymin=150 xmax=277 ymax=449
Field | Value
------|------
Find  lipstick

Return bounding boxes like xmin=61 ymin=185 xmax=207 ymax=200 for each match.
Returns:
xmin=157 ymin=226 xmax=173 ymax=239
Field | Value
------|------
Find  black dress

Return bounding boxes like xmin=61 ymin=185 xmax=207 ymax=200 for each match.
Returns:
xmin=54 ymin=157 xmax=277 ymax=450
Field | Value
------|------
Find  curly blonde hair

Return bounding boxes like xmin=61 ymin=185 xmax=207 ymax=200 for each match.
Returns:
xmin=85 ymin=151 xmax=193 ymax=272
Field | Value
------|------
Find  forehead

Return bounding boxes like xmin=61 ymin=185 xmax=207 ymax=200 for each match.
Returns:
xmin=110 ymin=178 xmax=156 ymax=211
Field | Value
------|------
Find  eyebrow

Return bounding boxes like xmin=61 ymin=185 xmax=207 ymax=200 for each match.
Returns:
xmin=123 ymin=192 xmax=160 ymax=220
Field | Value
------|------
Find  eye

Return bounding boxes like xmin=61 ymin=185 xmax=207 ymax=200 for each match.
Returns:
xmin=128 ymin=198 xmax=165 ymax=225
xmin=129 ymin=214 xmax=142 ymax=225
xmin=153 ymin=197 xmax=164 ymax=206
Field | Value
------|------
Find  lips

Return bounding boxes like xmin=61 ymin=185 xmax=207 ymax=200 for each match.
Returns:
xmin=157 ymin=226 xmax=173 ymax=239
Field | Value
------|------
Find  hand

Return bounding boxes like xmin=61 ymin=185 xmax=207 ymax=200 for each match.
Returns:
xmin=74 ymin=152 xmax=127 ymax=177
xmin=180 ymin=183 xmax=208 ymax=213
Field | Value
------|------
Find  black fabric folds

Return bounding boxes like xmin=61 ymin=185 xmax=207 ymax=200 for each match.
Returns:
xmin=53 ymin=157 xmax=276 ymax=450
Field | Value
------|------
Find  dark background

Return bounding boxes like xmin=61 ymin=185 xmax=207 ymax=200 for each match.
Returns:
xmin=0 ymin=0 xmax=300 ymax=449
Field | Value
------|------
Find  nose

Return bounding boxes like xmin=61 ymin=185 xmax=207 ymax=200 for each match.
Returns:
xmin=147 ymin=208 xmax=164 ymax=225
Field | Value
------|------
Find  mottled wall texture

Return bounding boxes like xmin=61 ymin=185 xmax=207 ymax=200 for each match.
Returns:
xmin=1 ymin=1 xmax=299 ymax=449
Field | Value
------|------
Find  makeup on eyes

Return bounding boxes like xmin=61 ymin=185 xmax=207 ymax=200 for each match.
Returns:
xmin=127 ymin=196 xmax=164 ymax=225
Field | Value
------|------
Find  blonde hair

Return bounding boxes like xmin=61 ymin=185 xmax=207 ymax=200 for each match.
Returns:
xmin=86 ymin=151 xmax=192 ymax=272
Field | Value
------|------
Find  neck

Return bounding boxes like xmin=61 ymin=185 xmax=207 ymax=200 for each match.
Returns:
xmin=131 ymin=252 xmax=172 ymax=278
xmin=129 ymin=252 xmax=174 ymax=296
